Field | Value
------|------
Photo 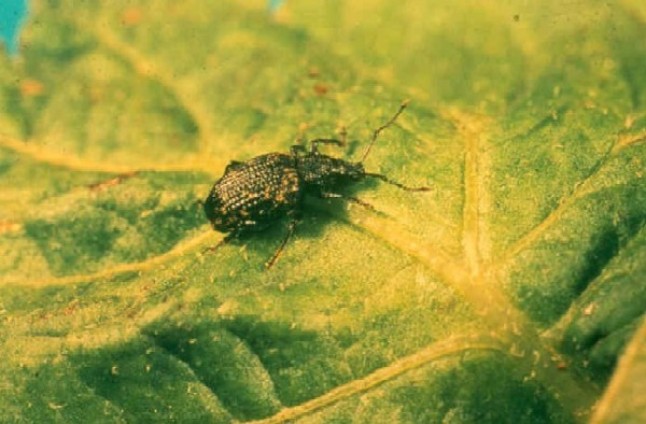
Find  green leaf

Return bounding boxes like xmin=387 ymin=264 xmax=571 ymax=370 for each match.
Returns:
xmin=590 ymin=316 xmax=646 ymax=424
xmin=1 ymin=0 xmax=645 ymax=422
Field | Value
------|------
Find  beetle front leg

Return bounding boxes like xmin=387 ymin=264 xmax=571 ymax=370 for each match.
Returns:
xmin=308 ymin=138 xmax=345 ymax=153
xmin=290 ymin=145 xmax=307 ymax=156
xmin=364 ymin=173 xmax=431 ymax=192
xmin=292 ymin=137 xmax=345 ymax=155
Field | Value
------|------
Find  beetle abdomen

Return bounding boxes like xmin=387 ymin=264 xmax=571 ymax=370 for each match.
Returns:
xmin=204 ymin=153 xmax=302 ymax=232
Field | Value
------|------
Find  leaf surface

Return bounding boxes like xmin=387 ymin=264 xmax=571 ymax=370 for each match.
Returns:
xmin=1 ymin=0 xmax=645 ymax=422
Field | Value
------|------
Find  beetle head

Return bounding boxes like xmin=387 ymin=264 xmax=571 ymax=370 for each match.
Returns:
xmin=297 ymin=154 xmax=365 ymax=191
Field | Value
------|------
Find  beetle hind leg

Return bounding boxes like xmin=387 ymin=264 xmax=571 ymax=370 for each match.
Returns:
xmin=203 ymin=230 xmax=240 ymax=254
xmin=265 ymin=218 xmax=298 ymax=269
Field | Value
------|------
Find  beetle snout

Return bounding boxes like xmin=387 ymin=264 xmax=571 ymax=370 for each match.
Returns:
xmin=351 ymin=162 xmax=366 ymax=179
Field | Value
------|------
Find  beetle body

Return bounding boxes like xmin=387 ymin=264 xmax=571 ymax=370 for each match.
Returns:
xmin=204 ymin=151 xmax=365 ymax=232
xmin=204 ymin=153 xmax=301 ymax=233
xmin=203 ymin=102 xmax=428 ymax=268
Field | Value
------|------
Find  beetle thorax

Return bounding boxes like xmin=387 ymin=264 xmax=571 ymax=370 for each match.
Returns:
xmin=296 ymin=154 xmax=364 ymax=191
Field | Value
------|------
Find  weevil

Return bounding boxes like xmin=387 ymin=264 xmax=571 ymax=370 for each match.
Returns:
xmin=203 ymin=101 xmax=429 ymax=268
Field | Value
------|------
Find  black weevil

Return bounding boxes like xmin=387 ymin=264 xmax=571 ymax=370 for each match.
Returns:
xmin=203 ymin=101 xmax=429 ymax=268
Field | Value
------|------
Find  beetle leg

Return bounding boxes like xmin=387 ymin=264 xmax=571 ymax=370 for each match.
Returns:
xmin=203 ymin=230 xmax=240 ymax=254
xmin=224 ymin=161 xmax=245 ymax=174
xmin=364 ymin=173 xmax=431 ymax=192
xmin=293 ymin=136 xmax=345 ymax=155
xmin=308 ymin=138 xmax=345 ymax=153
xmin=265 ymin=218 xmax=298 ymax=269
xmin=319 ymin=192 xmax=377 ymax=212
xmin=291 ymin=145 xmax=307 ymax=156
xmin=87 ymin=171 xmax=138 ymax=191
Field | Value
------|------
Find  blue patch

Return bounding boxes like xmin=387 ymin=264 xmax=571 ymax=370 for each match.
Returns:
xmin=0 ymin=0 xmax=28 ymax=56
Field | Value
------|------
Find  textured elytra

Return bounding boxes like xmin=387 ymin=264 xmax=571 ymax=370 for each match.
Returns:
xmin=204 ymin=153 xmax=301 ymax=232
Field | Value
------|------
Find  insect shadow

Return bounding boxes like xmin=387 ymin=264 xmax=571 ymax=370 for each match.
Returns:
xmin=202 ymin=101 xmax=430 ymax=269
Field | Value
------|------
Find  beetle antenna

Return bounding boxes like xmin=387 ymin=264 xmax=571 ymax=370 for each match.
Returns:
xmin=360 ymin=100 xmax=409 ymax=163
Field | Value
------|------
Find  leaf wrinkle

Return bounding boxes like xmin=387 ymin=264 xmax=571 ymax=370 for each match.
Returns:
xmin=247 ymin=334 xmax=505 ymax=424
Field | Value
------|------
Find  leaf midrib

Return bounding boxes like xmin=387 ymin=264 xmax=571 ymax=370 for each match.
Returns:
xmin=336 ymin=115 xmax=601 ymax=420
